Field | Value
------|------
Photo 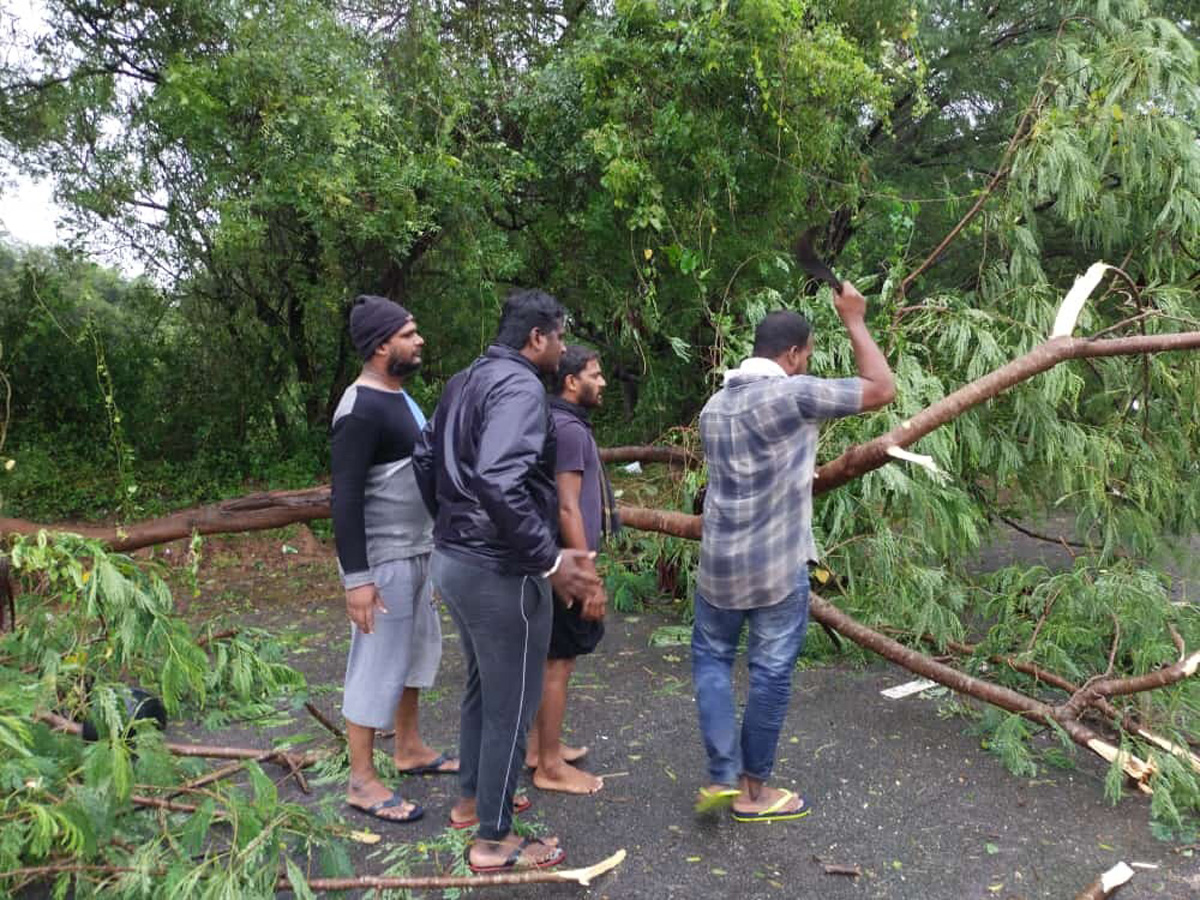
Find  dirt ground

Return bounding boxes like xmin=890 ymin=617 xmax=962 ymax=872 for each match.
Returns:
xmin=148 ymin=524 xmax=1200 ymax=900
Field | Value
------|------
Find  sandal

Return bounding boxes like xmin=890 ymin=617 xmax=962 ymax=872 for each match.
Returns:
xmin=346 ymin=790 xmax=424 ymax=823
xmin=694 ymin=786 xmax=740 ymax=815
xmin=466 ymin=836 xmax=565 ymax=873
xmin=730 ymin=788 xmax=811 ymax=823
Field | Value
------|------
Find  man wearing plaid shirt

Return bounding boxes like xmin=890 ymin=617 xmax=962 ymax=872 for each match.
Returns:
xmin=693 ymin=280 xmax=895 ymax=823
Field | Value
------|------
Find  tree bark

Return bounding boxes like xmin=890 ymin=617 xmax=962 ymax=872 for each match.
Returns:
xmin=598 ymin=446 xmax=697 ymax=466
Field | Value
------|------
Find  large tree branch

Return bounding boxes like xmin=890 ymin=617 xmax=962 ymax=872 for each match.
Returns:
xmin=0 ymin=488 xmax=334 ymax=552
xmin=2 ymin=332 xmax=1197 ymax=552
xmin=617 ymin=330 xmax=1200 ymax=538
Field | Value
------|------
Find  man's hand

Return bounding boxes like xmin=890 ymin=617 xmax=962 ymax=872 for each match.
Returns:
xmin=833 ymin=280 xmax=867 ymax=322
xmin=579 ymin=584 xmax=607 ymax=622
xmin=345 ymin=584 xmax=387 ymax=634
xmin=549 ymin=549 xmax=601 ymax=609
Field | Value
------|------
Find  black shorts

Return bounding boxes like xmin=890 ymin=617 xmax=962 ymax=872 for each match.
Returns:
xmin=548 ymin=592 xmax=605 ymax=660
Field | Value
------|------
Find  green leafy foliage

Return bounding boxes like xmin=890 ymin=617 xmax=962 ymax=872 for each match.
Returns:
xmin=0 ymin=535 xmax=326 ymax=895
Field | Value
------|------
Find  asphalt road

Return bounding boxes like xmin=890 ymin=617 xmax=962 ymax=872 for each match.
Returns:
xmin=172 ymin=524 xmax=1200 ymax=899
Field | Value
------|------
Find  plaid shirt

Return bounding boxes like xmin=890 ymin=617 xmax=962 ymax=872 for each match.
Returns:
xmin=698 ymin=361 xmax=861 ymax=609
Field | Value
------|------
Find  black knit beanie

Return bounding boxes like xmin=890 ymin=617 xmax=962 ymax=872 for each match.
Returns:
xmin=350 ymin=295 xmax=412 ymax=360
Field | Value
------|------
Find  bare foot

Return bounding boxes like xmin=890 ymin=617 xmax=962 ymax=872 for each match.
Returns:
xmin=346 ymin=779 xmax=419 ymax=822
xmin=731 ymin=784 xmax=804 ymax=816
xmin=449 ymin=797 xmax=476 ymax=826
xmin=525 ymin=743 xmax=587 ymax=768
xmin=449 ymin=794 xmax=531 ymax=827
xmin=533 ymin=760 xmax=603 ymax=795
xmin=468 ymin=834 xmax=563 ymax=871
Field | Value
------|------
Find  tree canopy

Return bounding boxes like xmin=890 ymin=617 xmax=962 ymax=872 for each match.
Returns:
xmin=1 ymin=0 xmax=1200 ymax=889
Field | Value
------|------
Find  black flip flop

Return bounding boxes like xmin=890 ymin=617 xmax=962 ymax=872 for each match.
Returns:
xmin=347 ymin=790 xmax=424 ymax=823
xmin=396 ymin=751 xmax=459 ymax=776
xmin=466 ymin=836 xmax=566 ymax=874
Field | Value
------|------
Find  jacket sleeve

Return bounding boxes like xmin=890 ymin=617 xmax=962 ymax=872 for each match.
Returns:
xmin=330 ymin=412 xmax=379 ymax=588
xmin=473 ymin=380 xmax=560 ymax=572
xmin=411 ymin=416 xmax=439 ymax=519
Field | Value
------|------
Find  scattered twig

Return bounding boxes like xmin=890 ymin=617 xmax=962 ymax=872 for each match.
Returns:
xmin=169 ymin=755 xmax=272 ymax=797
xmin=1089 ymin=310 xmax=1160 ymax=340
xmin=130 ymin=793 xmax=202 ymax=814
xmin=196 ymin=628 xmax=238 ymax=647
xmin=814 ymin=855 xmax=862 ymax=877
xmin=1103 ymin=614 xmax=1121 ymax=678
xmin=304 ymin=701 xmax=345 ymax=741
xmin=998 ymin=514 xmax=1095 ymax=554
xmin=277 ymin=849 xmax=627 ymax=892
xmin=1170 ymin=625 xmax=1186 ymax=662
xmin=1026 ymin=587 xmax=1064 ymax=652
xmin=35 ymin=711 xmax=332 ymax=776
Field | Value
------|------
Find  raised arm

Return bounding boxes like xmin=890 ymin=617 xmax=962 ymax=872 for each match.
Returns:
xmin=834 ymin=281 xmax=896 ymax=411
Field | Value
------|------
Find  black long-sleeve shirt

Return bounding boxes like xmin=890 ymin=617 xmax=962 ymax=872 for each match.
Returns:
xmin=330 ymin=382 xmax=433 ymax=587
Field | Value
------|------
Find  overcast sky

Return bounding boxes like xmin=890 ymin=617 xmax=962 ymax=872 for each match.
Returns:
xmin=0 ymin=171 xmax=64 ymax=248
xmin=0 ymin=0 xmax=66 ymax=249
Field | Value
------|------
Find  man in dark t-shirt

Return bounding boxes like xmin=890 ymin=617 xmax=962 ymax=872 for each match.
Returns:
xmin=526 ymin=345 xmax=618 ymax=794
xmin=331 ymin=295 xmax=457 ymax=825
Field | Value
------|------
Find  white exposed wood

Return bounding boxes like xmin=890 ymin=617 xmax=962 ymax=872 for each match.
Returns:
xmin=1099 ymin=861 xmax=1134 ymax=892
xmin=1051 ymin=262 xmax=1111 ymax=338
xmin=557 ymin=849 xmax=627 ymax=886
xmin=1086 ymin=738 xmax=1155 ymax=793
xmin=885 ymin=445 xmax=946 ymax=479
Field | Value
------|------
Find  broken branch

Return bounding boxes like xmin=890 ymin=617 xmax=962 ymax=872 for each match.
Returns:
xmin=277 ymin=849 xmax=627 ymax=892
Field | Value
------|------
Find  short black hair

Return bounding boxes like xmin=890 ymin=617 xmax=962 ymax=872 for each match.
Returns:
xmin=753 ymin=310 xmax=811 ymax=359
xmin=495 ymin=288 xmax=566 ymax=350
xmin=553 ymin=344 xmax=600 ymax=395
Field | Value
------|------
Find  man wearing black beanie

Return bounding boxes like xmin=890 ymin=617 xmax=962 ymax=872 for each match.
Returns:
xmin=331 ymin=294 xmax=458 ymax=825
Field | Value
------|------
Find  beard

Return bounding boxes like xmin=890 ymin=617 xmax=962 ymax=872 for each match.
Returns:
xmin=387 ymin=352 xmax=422 ymax=379
xmin=580 ymin=383 xmax=603 ymax=408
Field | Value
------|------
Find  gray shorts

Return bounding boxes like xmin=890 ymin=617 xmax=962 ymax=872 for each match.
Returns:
xmin=342 ymin=554 xmax=442 ymax=730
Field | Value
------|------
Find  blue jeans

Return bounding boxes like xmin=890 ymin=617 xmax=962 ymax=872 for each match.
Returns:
xmin=692 ymin=578 xmax=809 ymax=786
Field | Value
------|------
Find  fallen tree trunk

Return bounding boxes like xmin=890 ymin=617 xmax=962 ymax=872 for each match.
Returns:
xmin=0 ymin=487 xmax=333 ymax=553
xmin=598 ymin=446 xmax=697 ymax=466
xmin=3 ymin=330 xmax=1196 ymax=552
xmin=617 ymin=330 xmax=1200 ymax=538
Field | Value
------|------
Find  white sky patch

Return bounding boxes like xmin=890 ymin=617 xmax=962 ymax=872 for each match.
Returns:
xmin=1 ymin=0 xmax=62 ymax=248
xmin=0 ymin=170 xmax=64 ymax=248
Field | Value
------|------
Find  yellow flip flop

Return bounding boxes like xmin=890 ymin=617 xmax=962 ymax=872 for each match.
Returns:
xmin=694 ymin=787 xmax=740 ymax=814
xmin=731 ymin=788 xmax=810 ymax=823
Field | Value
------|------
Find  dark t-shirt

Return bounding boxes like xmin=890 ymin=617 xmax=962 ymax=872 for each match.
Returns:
xmin=551 ymin=407 xmax=603 ymax=552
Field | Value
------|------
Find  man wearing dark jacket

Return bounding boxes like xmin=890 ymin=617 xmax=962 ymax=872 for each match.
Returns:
xmin=413 ymin=288 xmax=600 ymax=872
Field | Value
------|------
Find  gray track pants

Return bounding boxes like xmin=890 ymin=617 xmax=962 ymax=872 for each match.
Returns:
xmin=431 ymin=550 xmax=552 ymax=841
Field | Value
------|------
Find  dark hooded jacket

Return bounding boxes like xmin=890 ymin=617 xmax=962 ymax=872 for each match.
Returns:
xmin=413 ymin=344 xmax=559 ymax=575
